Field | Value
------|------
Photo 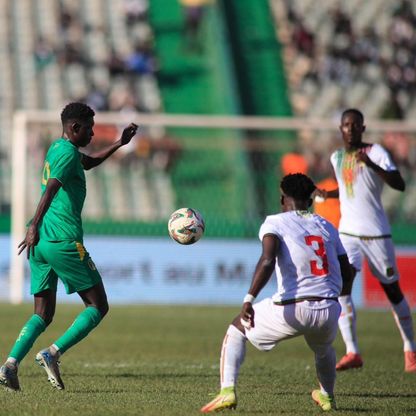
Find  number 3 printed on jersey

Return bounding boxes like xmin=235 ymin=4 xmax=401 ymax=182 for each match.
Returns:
xmin=305 ymin=235 xmax=329 ymax=276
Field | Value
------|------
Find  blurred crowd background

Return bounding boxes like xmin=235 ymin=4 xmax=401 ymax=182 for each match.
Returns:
xmin=1 ymin=0 xmax=416 ymax=243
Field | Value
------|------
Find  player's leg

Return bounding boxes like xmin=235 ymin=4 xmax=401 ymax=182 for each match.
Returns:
xmin=304 ymin=301 xmax=340 ymax=411
xmin=366 ymin=238 xmax=416 ymax=372
xmin=55 ymin=281 xmax=108 ymax=354
xmin=219 ymin=318 xmax=246 ymax=390
xmin=36 ymin=241 xmax=106 ymax=389
xmin=0 ymin=241 xmax=58 ymax=391
xmin=336 ymin=235 xmax=363 ymax=370
xmin=0 ymin=290 xmax=55 ymax=391
xmin=201 ymin=298 xmax=288 ymax=413
xmin=43 ymin=240 xmax=107 ymax=354
xmin=381 ymin=281 xmax=416 ymax=372
xmin=200 ymin=316 xmax=245 ymax=413
xmin=36 ymin=282 xmax=108 ymax=390
xmin=11 ymin=290 xmax=56 ymax=361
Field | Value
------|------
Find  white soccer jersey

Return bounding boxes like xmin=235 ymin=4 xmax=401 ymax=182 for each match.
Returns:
xmin=259 ymin=211 xmax=345 ymax=303
xmin=330 ymin=143 xmax=397 ymax=236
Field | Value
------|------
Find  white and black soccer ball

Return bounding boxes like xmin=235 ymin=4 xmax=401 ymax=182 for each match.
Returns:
xmin=168 ymin=208 xmax=205 ymax=245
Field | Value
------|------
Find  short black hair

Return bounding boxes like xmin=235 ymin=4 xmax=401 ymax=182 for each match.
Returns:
xmin=61 ymin=102 xmax=95 ymax=124
xmin=341 ymin=108 xmax=364 ymax=123
xmin=280 ymin=173 xmax=316 ymax=201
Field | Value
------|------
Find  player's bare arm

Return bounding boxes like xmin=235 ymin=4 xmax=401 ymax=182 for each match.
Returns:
xmin=81 ymin=123 xmax=139 ymax=170
xmin=356 ymin=150 xmax=405 ymax=191
xmin=313 ymin=187 xmax=339 ymax=200
xmin=240 ymin=234 xmax=279 ymax=329
xmin=18 ymin=178 xmax=62 ymax=258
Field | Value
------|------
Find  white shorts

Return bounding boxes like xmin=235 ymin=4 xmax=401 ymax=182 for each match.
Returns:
xmin=245 ymin=298 xmax=341 ymax=353
xmin=340 ymin=234 xmax=399 ymax=284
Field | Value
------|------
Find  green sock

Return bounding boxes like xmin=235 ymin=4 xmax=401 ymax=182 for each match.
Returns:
xmin=54 ymin=307 xmax=102 ymax=354
xmin=9 ymin=314 xmax=46 ymax=363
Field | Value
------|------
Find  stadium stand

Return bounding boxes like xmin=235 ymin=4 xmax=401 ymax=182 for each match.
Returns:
xmin=0 ymin=0 xmax=416 ymax=240
xmin=270 ymin=0 xmax=416 ymax=120
xmin=0 ymin=0 xmax=265 ymax=237
xmin=0 ymin=0 xmax=169 ymax=224
xmin=270 ymin=0 xmax=416 ymax=227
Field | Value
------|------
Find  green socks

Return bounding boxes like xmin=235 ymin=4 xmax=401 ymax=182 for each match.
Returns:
xmin=54 ymin=307 xmax=102 ymax=354
xmin=9 ymin=314 xmax=46 ymax=363
xmin=7 ymin=307 xmax=102 ymax=362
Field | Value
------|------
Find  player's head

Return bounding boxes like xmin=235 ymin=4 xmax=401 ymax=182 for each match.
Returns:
xmin=339 ymin=108 xmax=365 ymax=150
xmin=280 ymin=173 xmax=316 ymax=212
xmin=61 ymin=102 xmax=95 ymax=147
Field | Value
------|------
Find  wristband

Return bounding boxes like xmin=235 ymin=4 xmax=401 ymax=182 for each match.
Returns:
xmin=243 ymin=294 xmax=256 ymax=304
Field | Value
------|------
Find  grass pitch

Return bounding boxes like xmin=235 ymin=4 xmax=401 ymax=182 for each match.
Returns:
xmin=0 ymin=304 xmax=415 ymax=415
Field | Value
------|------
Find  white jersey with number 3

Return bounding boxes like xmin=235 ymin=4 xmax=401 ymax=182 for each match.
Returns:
xmin=259 ymin=211 xmax=345 ymax=303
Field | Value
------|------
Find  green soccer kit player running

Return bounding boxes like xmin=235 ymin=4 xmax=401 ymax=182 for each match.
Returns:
xmin=0 ymin=102 xmax=138 ymax=391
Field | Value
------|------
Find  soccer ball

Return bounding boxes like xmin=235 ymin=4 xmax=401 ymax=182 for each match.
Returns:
xmin=168 ymin=208 xmax=205 ymax=245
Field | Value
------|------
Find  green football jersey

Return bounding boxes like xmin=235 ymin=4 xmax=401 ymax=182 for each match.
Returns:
xmin=38 ymin=138 xmax=86 ymax=241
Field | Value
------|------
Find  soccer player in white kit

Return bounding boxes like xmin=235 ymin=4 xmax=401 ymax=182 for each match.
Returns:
xmin=316 ymin=109 xmax=416 ymax=373
xmin=200 ymin=173 xmax=351 ymax=413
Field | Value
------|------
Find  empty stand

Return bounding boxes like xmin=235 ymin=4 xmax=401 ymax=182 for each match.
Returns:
xmin=0 ymin=0 xmax=173 ymax=222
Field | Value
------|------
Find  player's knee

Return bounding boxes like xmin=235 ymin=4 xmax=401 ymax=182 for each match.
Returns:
xmin=43 ymin=315 xmax=54 ymax=327
xmin=98 ymin=302 xmax=109 ymax=318
xmin=34 ymin=310 xmax=54 ymax=327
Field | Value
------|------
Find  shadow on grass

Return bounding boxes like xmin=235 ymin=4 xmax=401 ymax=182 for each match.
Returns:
xmin=64 ymin=372 xmax=212 ymax=379
xmin=341 ymin=392 xmax=416 ymax=399
xmin=338 ymin=392 xmax=416 ymax=414
xmin=67 ymin=389 xmax=129 ymax=394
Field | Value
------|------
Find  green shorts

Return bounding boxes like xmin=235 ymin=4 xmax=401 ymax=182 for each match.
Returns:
xmin=29 ymin=239 xmax=102 ymax=295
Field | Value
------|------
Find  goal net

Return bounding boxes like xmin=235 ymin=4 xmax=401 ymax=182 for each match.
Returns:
xmin=7 ymin=111 xmax=416 ymax=304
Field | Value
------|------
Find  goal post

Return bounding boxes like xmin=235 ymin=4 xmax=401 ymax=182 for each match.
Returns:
xmin=9 ymin=111 xmax=416 ymax=304
xmin=10 ymin=112 xmax=28 ymax=304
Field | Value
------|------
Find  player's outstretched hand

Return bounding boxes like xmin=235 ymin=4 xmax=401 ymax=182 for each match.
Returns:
xmin=18 ymin=224 xmax=39 ymax=259
xmin=121 ymin=123 xmax=139 ymax=145
xmin=240 ymin=302 xmax=255 ymax=330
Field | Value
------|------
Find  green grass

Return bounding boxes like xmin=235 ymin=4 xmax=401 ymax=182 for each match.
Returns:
xmin=0 ymin=304 xmax=415 ymax=415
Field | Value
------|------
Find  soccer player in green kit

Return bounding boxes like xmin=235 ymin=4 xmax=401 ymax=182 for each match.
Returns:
xmin=0 ymin=102 xmax=138 ymax=391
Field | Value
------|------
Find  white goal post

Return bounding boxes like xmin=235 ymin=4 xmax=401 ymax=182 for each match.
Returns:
xmin=9 ymin=110 xmax=416 ymax=304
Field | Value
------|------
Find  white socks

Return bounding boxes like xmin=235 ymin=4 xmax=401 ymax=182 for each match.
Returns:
xmin=315 ymin=346 xmax=336 ymax=397
xmin=220 ymin=325 xmax=246 ymax=389
xmin=339 ymin=295 xmax=416 ymax=353
xmin=51 ymin=344 xmax=60 ymax=355
xmin=338 ymin=295 xmax=359 ymax=354
xmin=391 ymin=298 xmax=416 ymax=352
